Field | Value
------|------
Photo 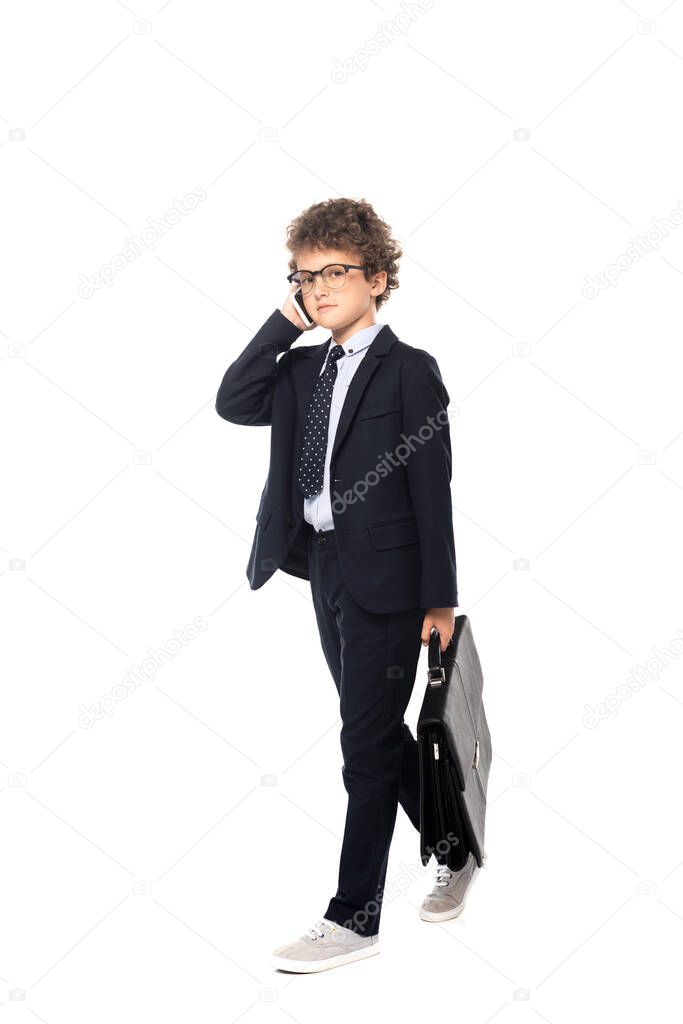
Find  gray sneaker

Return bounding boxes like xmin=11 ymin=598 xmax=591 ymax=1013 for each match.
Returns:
xmin=419 ymin=852 xmax=480 ymax=922
xmin=271 ymin=917 xmax=380 ymax=973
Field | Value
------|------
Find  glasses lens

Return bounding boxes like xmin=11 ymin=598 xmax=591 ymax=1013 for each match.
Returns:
xmin=292 ymin=272 xmax=314 ymax=294
xmin=322 ymin=265 xmax=347 ymax=288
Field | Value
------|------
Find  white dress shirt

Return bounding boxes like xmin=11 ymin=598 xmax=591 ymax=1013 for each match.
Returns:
xmin=303 ymin=321 xmax=385 ymax=532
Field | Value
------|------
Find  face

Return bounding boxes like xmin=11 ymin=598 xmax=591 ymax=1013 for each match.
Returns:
xmin=293 ymin=247 xmax=387 ymax=334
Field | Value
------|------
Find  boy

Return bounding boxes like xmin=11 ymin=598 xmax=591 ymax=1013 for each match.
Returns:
xmin=215 ymin=197 xmax=478 ymax=972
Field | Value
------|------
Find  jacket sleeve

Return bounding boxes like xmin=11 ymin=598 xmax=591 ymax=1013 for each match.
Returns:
xmin=215 ymin=308 xmax=303 ymax=425
xmin=399 ymin=353 xmax=459 ymax=609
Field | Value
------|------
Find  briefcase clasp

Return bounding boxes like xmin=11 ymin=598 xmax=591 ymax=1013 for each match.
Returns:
xmin=428 ymin=665 xmax=445 ymax=686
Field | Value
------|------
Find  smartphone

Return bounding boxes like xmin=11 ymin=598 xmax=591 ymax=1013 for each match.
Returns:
xmin=290 ymin=288 xmax=315 ymax=328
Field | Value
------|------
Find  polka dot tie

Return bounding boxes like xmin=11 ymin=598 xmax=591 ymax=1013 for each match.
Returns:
xmin=297 ymin=344 xmax=346 ymax=498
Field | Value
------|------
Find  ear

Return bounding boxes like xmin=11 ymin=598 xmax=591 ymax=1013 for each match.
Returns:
xmin=370 ymin=270 xmax=387 ymax=295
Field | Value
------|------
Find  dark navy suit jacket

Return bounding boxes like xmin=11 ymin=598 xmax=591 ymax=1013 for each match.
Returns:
xmin=215 ymin=308 xmax=458 ymax=614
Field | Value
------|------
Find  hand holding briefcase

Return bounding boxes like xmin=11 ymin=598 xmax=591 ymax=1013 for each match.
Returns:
xmin=417 ymin=615 xmax=492 ymax=872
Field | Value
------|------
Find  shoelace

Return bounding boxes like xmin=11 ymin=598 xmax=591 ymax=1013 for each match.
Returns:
xmin=435 ymin=865 xmax=453 ymax=887
xmin=306 ymin=918 xmax=335 ymax=940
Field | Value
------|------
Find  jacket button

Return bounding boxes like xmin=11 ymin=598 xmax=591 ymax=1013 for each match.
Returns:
xmin=287 ymin=517 xmax=295 ymax=528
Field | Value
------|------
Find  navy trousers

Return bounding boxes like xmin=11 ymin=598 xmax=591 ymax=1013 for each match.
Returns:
xmin=306 ymin=522 xmax=426 ymax=937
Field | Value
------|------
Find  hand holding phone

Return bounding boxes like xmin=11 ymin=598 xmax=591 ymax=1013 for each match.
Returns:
xmin=281 ymin=286 xmax=316 ymax=331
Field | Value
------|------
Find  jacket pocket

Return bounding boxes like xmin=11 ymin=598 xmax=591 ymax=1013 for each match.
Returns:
xmin=368 ymin=516 xmax=419 ymax=550
xmin=358 ymin=402 xmax=401 ymax=421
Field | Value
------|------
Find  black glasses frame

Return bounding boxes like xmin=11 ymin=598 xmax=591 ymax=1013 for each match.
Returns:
xmin=286 ymin=263 xmax=366 ymax=291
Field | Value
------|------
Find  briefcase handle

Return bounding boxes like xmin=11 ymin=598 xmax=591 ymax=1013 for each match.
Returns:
xmin=427 ymin=626 xmax=447 ymax=687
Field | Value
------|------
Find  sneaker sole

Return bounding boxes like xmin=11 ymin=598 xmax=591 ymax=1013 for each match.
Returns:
xmin=419 ymin=866 xmax=481 ymax=923
xmin=271 ymin=943 xmax=380 ymax=973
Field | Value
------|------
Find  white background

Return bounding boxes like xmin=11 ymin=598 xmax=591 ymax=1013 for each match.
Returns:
xmin=2 ymin=0 xmax=683 ymax=1019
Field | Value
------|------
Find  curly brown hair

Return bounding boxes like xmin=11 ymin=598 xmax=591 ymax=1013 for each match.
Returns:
xmin=285 ymin=197 xmax=401 ymax=310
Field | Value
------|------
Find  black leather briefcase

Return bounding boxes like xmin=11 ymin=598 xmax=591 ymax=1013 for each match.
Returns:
xmin=417 ymin=616 xmax=492 ymax=871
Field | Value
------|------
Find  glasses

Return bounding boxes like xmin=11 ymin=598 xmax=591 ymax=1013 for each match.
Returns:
xmin=286 ymin=263 xmax=366 ymax=295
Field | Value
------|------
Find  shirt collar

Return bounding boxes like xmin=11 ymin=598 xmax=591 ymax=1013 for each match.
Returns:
xmin=326 ymin=321 xmax=384 ymax=359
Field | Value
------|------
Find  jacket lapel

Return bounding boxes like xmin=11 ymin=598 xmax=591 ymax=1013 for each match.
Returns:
xmin=292 ymin=325 xmax=399 ymax=462
xmin=329 ymin=347 xmax=382 ymax=463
